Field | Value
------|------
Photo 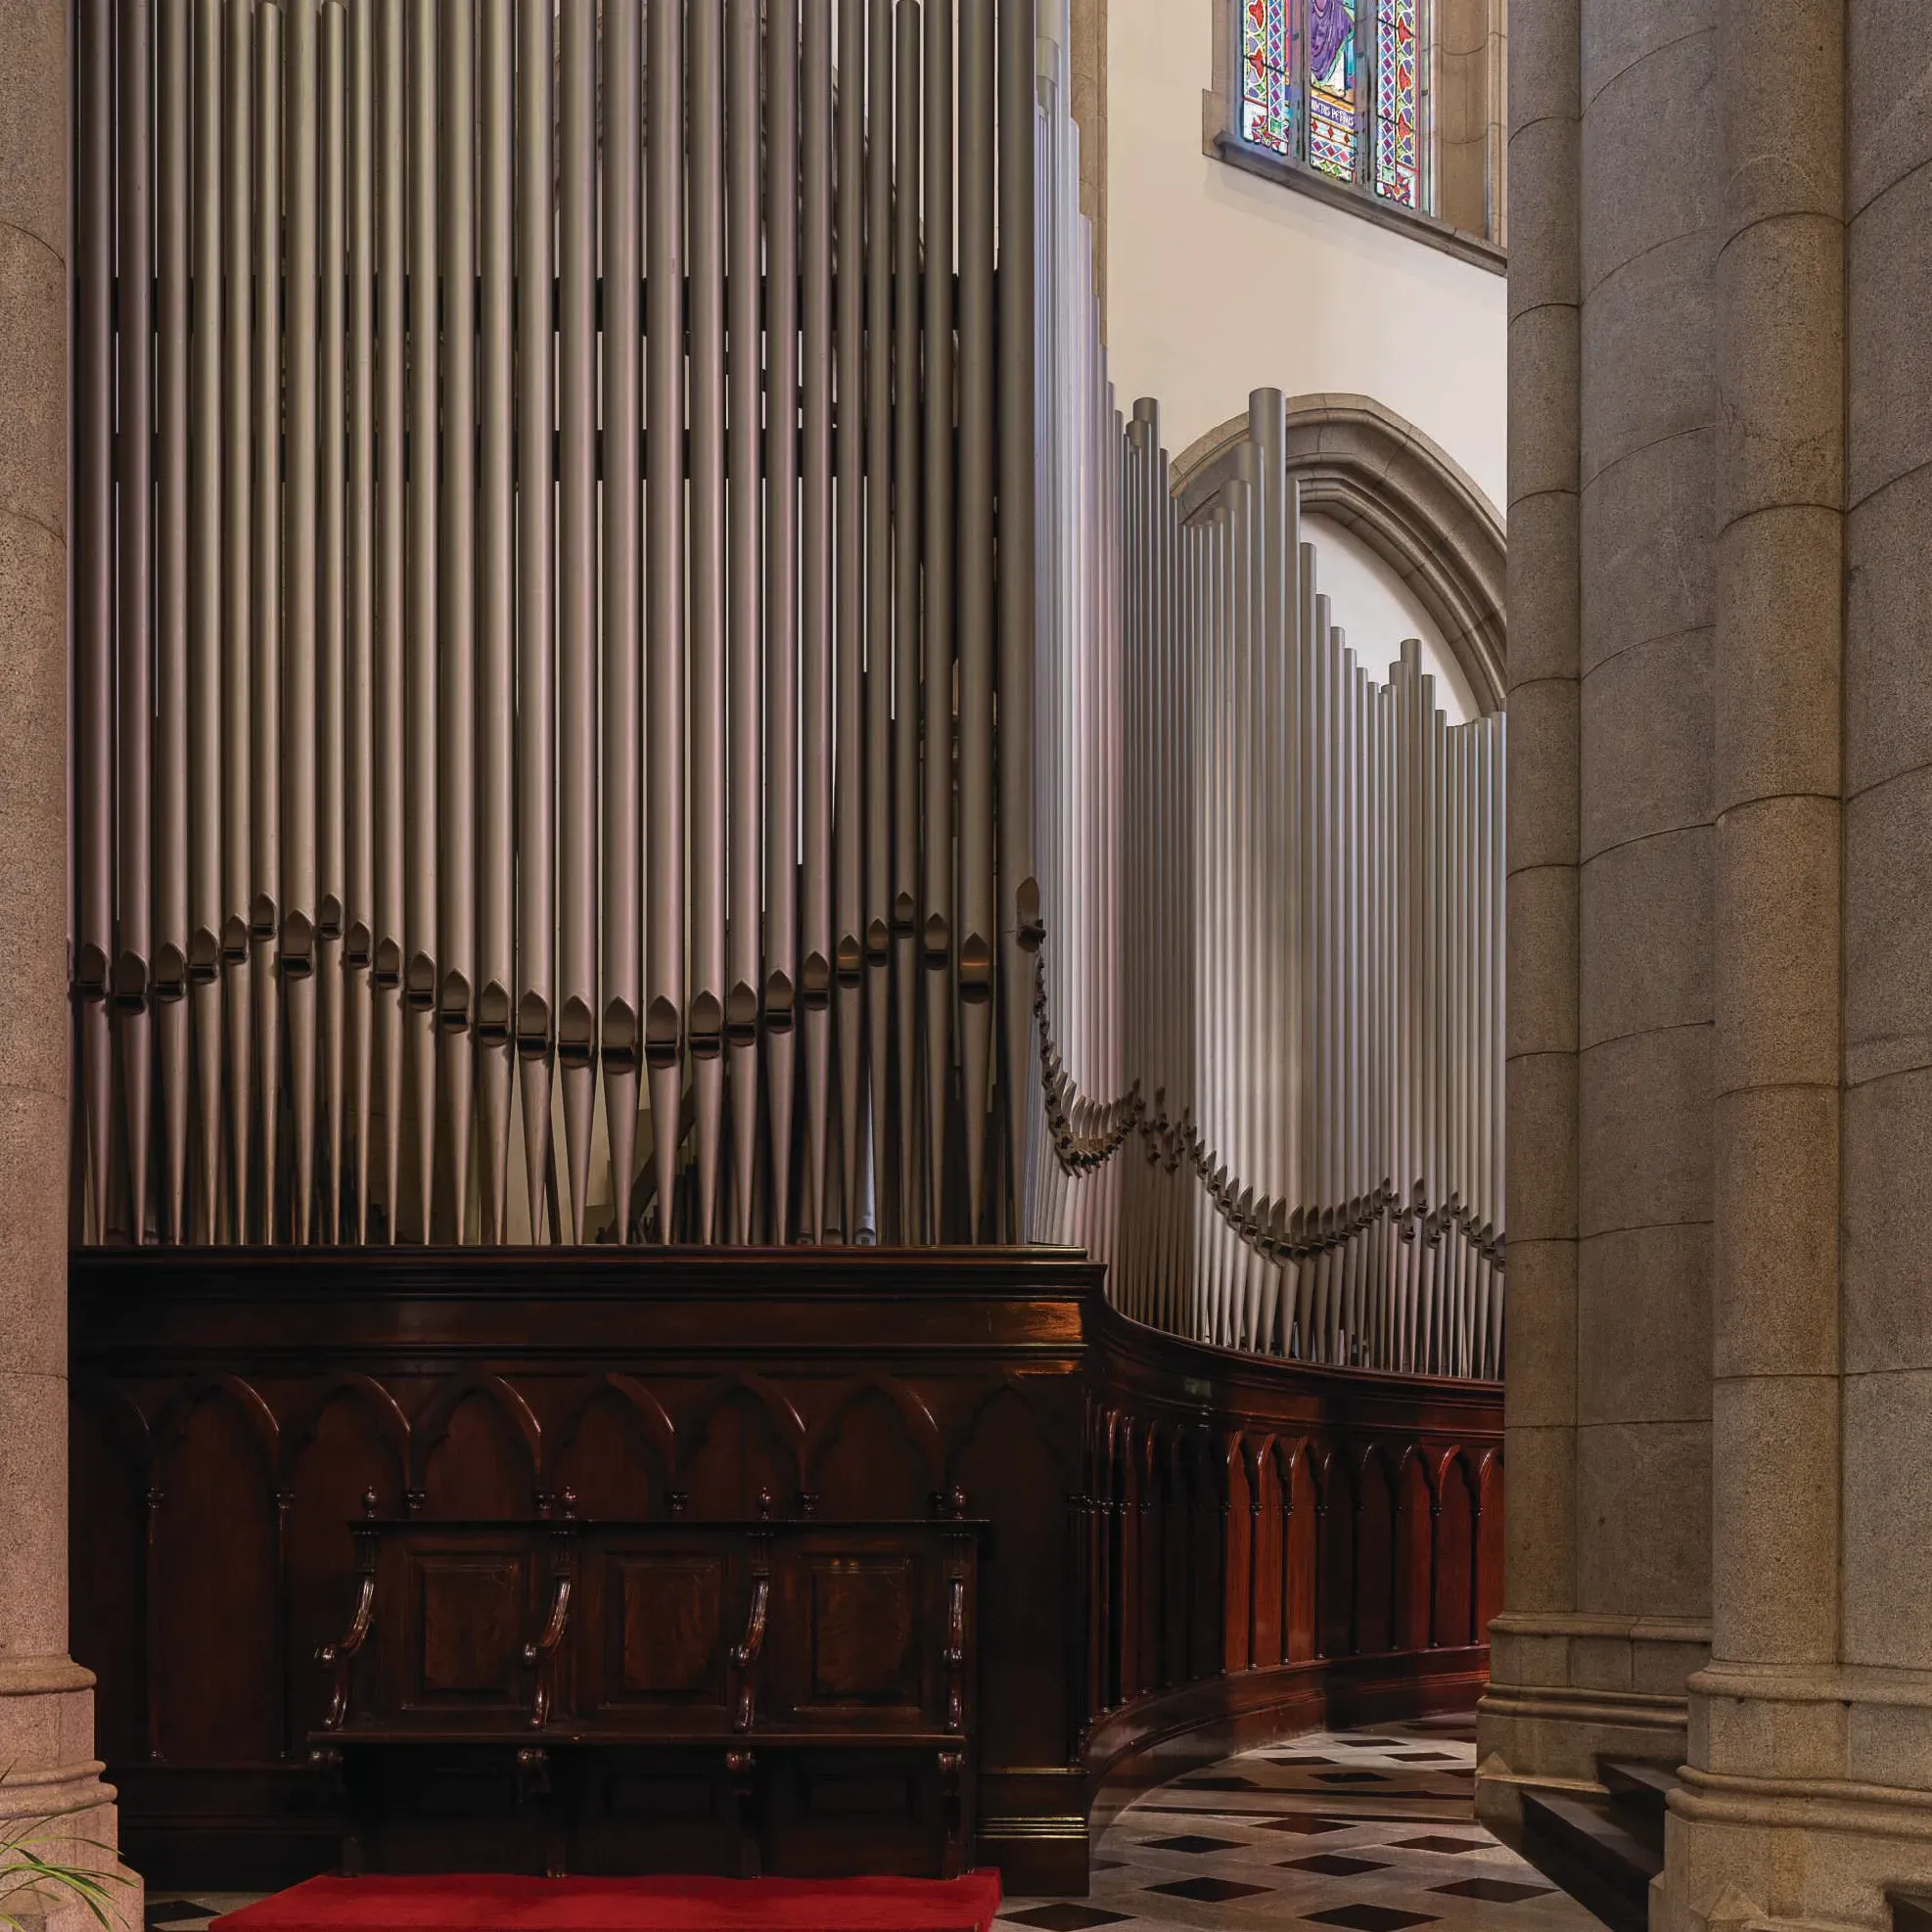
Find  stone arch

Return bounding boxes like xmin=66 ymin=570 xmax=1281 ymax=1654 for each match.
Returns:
xmin=1172 ymin=393 xmax=1506 ymax=715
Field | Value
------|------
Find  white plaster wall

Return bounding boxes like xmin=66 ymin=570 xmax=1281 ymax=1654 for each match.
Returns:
xmin=1104 ymin=0 xmax=1508 ymax=515
xmin=1304 ymin=512 xmax=1474 ymax=720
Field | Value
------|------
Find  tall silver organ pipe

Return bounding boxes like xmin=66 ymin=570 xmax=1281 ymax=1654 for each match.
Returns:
xmin=69 ymin=0 xmax=1505 ymax=1381
xmin=1022 ymin=23 xmax=1504 ymax=1375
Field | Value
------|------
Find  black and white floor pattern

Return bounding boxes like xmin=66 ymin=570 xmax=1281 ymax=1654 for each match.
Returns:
xmin=994 ymin=1719 xmax=1604 ymax=1931
xmin=144 ymin=1720 xmax=1600 ymax=1932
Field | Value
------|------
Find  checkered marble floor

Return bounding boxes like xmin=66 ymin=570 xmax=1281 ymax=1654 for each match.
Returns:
xmin=995 ymin=1719 xmax=1607 ymax=1931
xmin=145 ymin=1721 xmax=1601 ymax=1932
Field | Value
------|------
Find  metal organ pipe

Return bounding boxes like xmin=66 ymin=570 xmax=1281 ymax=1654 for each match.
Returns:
xmin=689 ymin=0 xmax=728 ymax=1244
xmin=514 ymin=0 xmax=556 ymax=1240
xmin=116 ymin=0 xmax=156 ymax=1246
xmin=920 ymin=0 xmax=954 ymax=1245
xmin=557 ymin=0 xmax=595 ymax=1241
xmin=345 ymin=0 xmax=375 ymax=1240
xmin=726 ymin=0 xmax=765 ymax=1245
xmin=477 ymin=0 xmax=515 ymax=1241
xmin=603 ymin=0 xmax=643 ymax=1240
xmin=374 ymin=0 xmax=405 ymax=1238
xmin=403 ymin=0 xmax=437 ymax=1239
xmin=71 ymin=0 xmax=1505 ymax=1390
xmin=833 ymin=0 xmax=864 ymax=1240
xmin=892 ymin=0 xmax=922 ymax=1241
xmin=644 ymin=0 xmax=687 ymax=1240
xmin=319 ymin=0 xmax=348 ymax=1242
xmin=250 ymin=0 xmax=279 ymax=1243
xmin=158 ymin=0 xmax=191 ymax=1243
xmin=800 ymin=0 xmax=834 ymax=1241
xmin=76 ymin=0 xmax=112 ymax=1241
xmin=765 ymin=0 xmax=803 ymax=1247
xmin=286 ymin=0 xmax=320 ymax=1243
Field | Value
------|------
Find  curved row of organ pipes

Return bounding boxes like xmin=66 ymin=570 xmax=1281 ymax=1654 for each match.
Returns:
xmin=1024 ymin=55 xmax=1505 ymax=1376
xmin=69 ymin=0 xmax=1505 ymax=1376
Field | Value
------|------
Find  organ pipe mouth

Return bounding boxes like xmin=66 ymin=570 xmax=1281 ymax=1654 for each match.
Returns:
xmin=74 ymin=942 xmax=111 ymax=998
xmin=923 ymin=913 xmax=950 ymax=965
xmin=437 ymin=968 xmax=471 ymax=1028
xmin=372 ymin=939 xmax=402 ymax=989
xmin=645 ymin=994 xmax=682 ymax=1065
xmin=725 ymin=981 xmax=759 ymax=1044
xmin=557 ymin=993 xmax=595 ymax=1067
xmin=403 ymin=950 xmax=437 ymax=1008
xmin=515 ymin=991 xmax=553 ymax=1056
xmin=111 ymin=950 xmax=150 ymax=1009
xmin=250 ymin=894 xmax=277 ymax=939
xmin=318 ymin=893 xmax=344 ymax=940
xmin=153 ymin=943 xmax=189 ymax=1000
xmin=345 ymin=922 xmax=373 ymax=969
xmin=834 ymin=934 xmax=862 ymax=983
xmin=687 ymin=991 xmax=723 ymax=1060
xmin=188 ymin=931 xmax=221 ymax=981
xmin=281 ymin=909 xmax=316 ymax=974
xmin=602 ymin=998 xmax=639 ymax=1069
xmin=959 ymin=934 xmax=992 ymax=996
xmin=477 ymin=982 xmax=513 ymax=1045
xmin=220 ymin=915 xmax=250 ymax=961
xmin=800 ymin=952 xmax=832 ymax=1004
xmin=865 ymin=918 xmax=890 ymax=962
xmin=1016 ymin=877 xmax=1042 ymax=947
xmin=763 ymin=970 xmax=796 ymax=1029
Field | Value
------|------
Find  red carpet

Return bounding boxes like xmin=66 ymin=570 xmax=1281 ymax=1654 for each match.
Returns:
xmin=209 ymin=1873 xmax=1003 ymax=1932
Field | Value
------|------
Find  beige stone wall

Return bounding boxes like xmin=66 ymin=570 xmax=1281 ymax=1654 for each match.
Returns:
xmin=1435 ymin=0 xmax=1503 ymax=245
xmin=1069 ymin=0 xmax=1107 ymax=335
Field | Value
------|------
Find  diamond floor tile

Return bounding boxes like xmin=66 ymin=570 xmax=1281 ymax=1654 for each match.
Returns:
xmin=1303 ymin=1906 xmax=1440 ymax=1932
xmin=1432 ymin=1878 xmax=1559 ymax=1904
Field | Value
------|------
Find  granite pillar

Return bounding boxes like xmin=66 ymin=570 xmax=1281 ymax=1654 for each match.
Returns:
xmin=1477 ymin=0 xmax=1718 ymax=1827
xmin=1654 ymin=0 xmax=1932 ymax=1923
xmin=0 ymin=0 xmax=134 ymax=1915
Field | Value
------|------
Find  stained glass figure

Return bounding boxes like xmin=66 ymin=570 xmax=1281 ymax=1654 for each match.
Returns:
xmin=1307 ymin=0 xmax=1357 ymax=180
xmin=1241 ymin=0 xmax=1295 ymax=158
xmin=1373 ymin=0 xmax=1419 ymax=206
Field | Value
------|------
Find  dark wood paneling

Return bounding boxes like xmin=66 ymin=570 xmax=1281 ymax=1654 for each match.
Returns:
xmin=1079 ymin=1302 xmax=1505 ymax=1816
xmin=69 ymin=1247 xmax=1501 ymax=1898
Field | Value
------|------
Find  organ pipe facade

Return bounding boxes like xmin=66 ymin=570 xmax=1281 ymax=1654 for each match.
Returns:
xmin=68 ymin=0 xmax=1505 ymax=1376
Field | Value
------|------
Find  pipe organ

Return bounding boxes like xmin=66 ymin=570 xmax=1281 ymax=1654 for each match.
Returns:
xmin=69 ymin=0 xmax=1505 ymax=1375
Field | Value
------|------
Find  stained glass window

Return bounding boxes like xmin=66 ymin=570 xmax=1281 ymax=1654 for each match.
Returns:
xmin=1373 ymin=0 xmax=1419 ymax=206
xmin=1241 ymin=0 xmax=1295 ymax=159
xmin=1306 ymin=0 xmax=1358 ymax=179
xmin=1233 ymin=0 xmax=1430 ymax=216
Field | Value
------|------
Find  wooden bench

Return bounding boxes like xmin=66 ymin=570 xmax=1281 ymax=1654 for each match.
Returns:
xmin=310 ymin=1492 xmax=983 ymax=1879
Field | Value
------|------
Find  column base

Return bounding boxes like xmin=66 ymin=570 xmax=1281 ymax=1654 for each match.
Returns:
xmin=1475 ymin=1613 xmax=1711 ymax=1825
xmin=0 ymin=1658 xmax=141 ymax=1932
xmin=1650 ymin=1664 xmax=1932 ymax=1932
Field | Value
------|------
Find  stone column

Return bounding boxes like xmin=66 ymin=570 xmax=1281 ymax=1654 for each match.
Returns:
xmin=1473 ymin=0 xmax=1583 ymax=1821
xmin=1657 ymin=0 xmax=1932 ymax=1924
xmin=1479 ymin=0 xmax=1720 ymax=1821
xmin=0 ymin=0 xmax=132 ymax=1919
